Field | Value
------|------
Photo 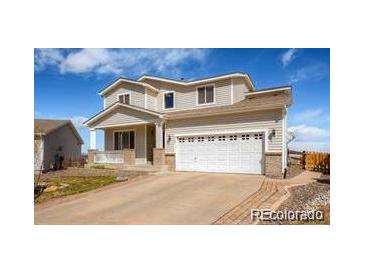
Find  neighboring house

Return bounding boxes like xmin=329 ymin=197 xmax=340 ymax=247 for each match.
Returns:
xmin=83 ymin=72 xmax=292 ymax=177
xmin=34 ymin=119 xmax=84 ymax=171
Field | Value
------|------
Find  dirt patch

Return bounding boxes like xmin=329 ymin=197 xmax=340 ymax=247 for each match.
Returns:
xmin=285 ymin=165 xmax=305 ymax=179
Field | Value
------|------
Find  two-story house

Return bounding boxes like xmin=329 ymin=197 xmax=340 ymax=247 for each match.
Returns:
xmin=83 ymin=72 xmax=292 ymax=177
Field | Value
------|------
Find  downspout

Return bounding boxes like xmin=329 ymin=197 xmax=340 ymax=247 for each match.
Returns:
xmin=282 ymin=106 xmax=288 ymax=173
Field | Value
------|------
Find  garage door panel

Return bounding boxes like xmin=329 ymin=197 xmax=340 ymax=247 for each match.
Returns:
xmin=176 ymin=132 xmax=264 ymax=174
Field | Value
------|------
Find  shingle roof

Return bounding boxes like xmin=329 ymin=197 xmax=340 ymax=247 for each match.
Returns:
xmin=165 ymin=92 xmax=292 ymax=119
xmin=34 ymin=119 xmax=69 ymax=134
xmin=34 ymin=119 xmax=84 ymax=144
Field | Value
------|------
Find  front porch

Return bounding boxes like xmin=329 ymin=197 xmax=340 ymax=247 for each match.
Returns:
xmin=84 ymin=102 xmax=169 ymax=168
xmin=88 ymin=122 xmax=166 ymax=167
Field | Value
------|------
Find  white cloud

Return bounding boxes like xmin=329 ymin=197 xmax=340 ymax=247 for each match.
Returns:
xmin=281 ymin=48 xmax=297 ymax=67
xmin=35 ymin=48 xmax=209 ymax=76
xmin=68 ymin=116 xmax=88 ymax=128
xmin=288 ymin=124 xmax=329 ymax=142
xmin=34 ymin=48 xmax=64 ymax=71
xmin=289 ymin=63 xmax=327 ymax=83
xmin=59 ymin=48 xmax=112 ymax=74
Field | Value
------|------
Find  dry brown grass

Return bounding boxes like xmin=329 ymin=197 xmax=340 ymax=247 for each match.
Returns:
xmin=35 ymin=176 xmax=116 ymax=203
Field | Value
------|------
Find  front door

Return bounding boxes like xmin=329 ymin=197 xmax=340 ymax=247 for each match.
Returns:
xmin=146 ymin=125 xmax=155 ymax=162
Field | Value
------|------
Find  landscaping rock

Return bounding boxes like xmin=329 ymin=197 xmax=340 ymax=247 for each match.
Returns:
xmin=116 ymin=176 xmax=128 ymax=182
xmin=44 ymin=185 xmax=59 ymax=192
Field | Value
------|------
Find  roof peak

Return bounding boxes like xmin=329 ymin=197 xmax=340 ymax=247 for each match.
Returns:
xmin=137 ymin=71 xmax=248 ymax=82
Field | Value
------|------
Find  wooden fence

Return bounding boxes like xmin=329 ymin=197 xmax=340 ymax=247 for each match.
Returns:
xmin=288 ymin=150 xmax=330 ymax=174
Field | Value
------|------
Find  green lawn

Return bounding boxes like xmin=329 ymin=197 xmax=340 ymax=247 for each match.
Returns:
xmin=35 ymin=176 xmax=116 ymax=203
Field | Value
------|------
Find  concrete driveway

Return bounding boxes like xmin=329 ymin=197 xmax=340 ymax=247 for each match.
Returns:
xmin=35 ymin=172 xmax=263 ymax=225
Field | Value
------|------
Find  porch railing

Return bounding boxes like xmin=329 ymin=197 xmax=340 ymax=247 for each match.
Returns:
xmin=94 ymin=150 xmax=124 ymax=164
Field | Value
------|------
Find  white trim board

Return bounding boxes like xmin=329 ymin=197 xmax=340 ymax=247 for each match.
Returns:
xmin=246 ymin=86 xmax=291 ymax=97
xmin=230 ymin=78 xmax=234 ymax=104
xmin=137 ymin=73 xmax=255 ymax=91
xmin=99 ymin=78 xmax=159 ymax=96
xmin=93 ymin=121 xmax=155 ymax=129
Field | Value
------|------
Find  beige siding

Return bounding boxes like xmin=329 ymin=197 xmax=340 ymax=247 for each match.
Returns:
xmin=88 ymin=107 xmax=158 ymax=128
xmin=142 ymin=79 xmax=233 ymax=112
xmin=232 ymin=77 xmax=248 ymax=103
xmin=146 ymin=89 xmax=158 ymax=111
xmin=104 ymin=125 xmax=146 ymax=163
xmin=43 ymin=125 xmax=82 ymax=170
xmin=104 ymin=82 xmax=145 ymax=109
xmin=165 ymin=109 xmax=283 ymax=153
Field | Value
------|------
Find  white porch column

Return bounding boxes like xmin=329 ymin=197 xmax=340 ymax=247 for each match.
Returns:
xmin=90 ymin=128 xmax=97 ymax=149
xmin=155 ymin=121 xmax=163 ymax=148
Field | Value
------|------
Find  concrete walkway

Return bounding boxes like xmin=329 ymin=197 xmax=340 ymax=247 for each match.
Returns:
xmin=35 ymin=172 xmax=263 ymax=225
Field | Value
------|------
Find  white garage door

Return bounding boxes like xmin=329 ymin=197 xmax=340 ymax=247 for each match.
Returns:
xmin=176 ymin=132 xmax=264 ymax=174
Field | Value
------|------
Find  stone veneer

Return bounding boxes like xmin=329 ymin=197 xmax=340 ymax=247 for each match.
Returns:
xmin=153 ymin=148 xmax=165 ymax=166
xmin=88 ymin=149 xmax=97 ymax=163
xmin=123 ymin=149 xmax=135 ymax=165
xmin=165 ymin=153 xmax=176 ymax=171
xmin=265 ymin=152 xmax=282 ymax=178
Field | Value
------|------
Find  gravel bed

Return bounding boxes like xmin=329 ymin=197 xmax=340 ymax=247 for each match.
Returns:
xmin=260 ymin=182 xmax=330 ymax=225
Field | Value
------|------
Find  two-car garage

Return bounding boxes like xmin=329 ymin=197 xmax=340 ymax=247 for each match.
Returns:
xmin=175 ymin=132 xmax=265 ymax=174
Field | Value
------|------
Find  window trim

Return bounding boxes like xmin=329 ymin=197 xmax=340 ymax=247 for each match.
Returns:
xmin=112 ymin=129 xmax=136 ymax=150
xmin=162 ymin=90 xmax=175 ymax=110
xmin=116 ymin=91 xmax=131 ymax=105
xmin=196 ymin=84 xmax=215 ymax=106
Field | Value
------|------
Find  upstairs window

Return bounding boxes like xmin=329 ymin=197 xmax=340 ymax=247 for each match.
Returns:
xmin=164 ymin=91 xmax=174 ymax=109
xmin=197 ymin=85 xmax=214 ymax=105
xmin=118 ymin=93 xmax=130 ymax=104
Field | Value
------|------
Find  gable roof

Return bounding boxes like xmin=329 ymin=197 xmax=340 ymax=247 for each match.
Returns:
xmin=98 ymin=78 xmax=159 ymax=96
xmin=98 ymin=72 xmax=256 ymax=97
xmin=165 ymin=88 xmax=292 ymax=119
xmin=137 ymin=72 xmax=256 ymax=91
xmin=84 ymin=86 xmax=291 ymax=126
xmin=34 ymin=119 xmax=84 ymax=144
xmin=83 ymin=102 xmax=163 ymax=127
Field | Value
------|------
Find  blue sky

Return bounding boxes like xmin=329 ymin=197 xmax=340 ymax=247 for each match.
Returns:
xmin=34 ymin=48 xmax=330 ymax=153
